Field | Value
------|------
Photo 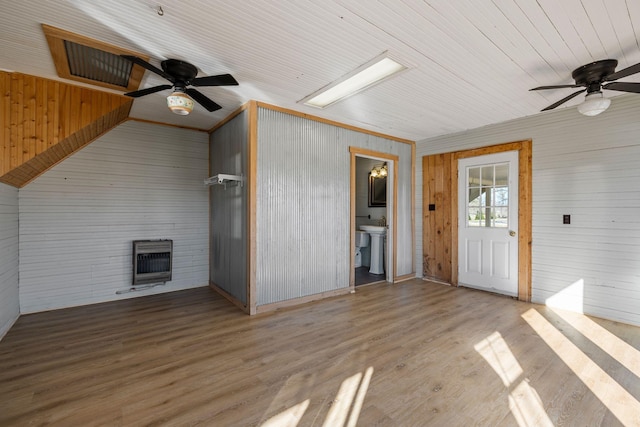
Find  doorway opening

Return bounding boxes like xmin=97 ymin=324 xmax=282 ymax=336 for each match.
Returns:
xmin=349 ymin=147 xmax=398 ymax=289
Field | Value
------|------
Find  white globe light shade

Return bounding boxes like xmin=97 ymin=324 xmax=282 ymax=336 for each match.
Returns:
xmin=577 ymin=92 xmax=611 ymax=117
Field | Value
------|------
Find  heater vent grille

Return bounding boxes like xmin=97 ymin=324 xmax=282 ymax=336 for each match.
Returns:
xmin=42 ymin=24 xmax=148 ymax=92
xmin=64 ymin=40 xmax=133 ymax=87
xmin=132 ymin=240 xmax=173 ymax=286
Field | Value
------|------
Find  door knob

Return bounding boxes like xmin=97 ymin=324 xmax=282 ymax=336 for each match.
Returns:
xmin=509 ymin=230 xmax=516 ymax=237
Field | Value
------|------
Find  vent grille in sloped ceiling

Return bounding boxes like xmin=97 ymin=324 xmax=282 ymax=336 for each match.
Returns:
xmin=42 ymin=24 xmax=148 ymax=92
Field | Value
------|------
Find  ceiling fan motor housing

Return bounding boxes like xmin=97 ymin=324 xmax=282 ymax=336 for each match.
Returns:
xmin=571 ymin=59 xmax=617 ymax=87
xmin=161 ymin=59 xmax=199 ymax=84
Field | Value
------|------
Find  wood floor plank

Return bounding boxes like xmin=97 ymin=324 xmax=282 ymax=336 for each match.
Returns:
xmin=0 ymin=280 xmax=639 ymax=426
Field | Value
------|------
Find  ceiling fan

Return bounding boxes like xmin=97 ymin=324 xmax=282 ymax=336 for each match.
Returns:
xmin=121 ymin=55 xmax=238 ymax=115
xmin=530 ymin=59 xmax=640 ymax=116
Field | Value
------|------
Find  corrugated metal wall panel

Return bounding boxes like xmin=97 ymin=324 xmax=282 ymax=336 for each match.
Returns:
xmin=0 ymin=183 xmax=19 ymax=340
xmin=209 ymin=112 xmax=248 ymax=304
xmin=416 ymin=95 xmax=640 ymax=326
xmin=18 ymin=121 xmax=210 ymax=313
xmin=256 ymin=107 xmax=413 ymax=306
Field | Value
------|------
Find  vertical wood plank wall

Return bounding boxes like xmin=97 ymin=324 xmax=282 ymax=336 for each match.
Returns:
xmin=0 ymin=183 xmax=19 ymax=339
xmin=18 ymin=121 xmax=210 ymax=313
xmin=416 ymin=95 xmax=640 ymax=326
xmin=422 ymin=153 xmax=452 ymax=282
xmin=0 ymin=72 xmax=131 ymax=187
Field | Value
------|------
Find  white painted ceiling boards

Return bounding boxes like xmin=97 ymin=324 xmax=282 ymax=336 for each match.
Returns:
xmin=2 ymin=1 xmax=639 ymax=140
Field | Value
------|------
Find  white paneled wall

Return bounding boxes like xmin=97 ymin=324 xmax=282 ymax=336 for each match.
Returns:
xmin=0 ymin=183 xmax=19 ymax=339
xmin=416 ymin=94 xmax=640 ymax=326
xmin=19 ymin=121 xmax=210 ymax=313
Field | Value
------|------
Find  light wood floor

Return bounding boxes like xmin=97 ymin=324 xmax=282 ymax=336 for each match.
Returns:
xmin=1 ymin=280 xmax=639 ymax=426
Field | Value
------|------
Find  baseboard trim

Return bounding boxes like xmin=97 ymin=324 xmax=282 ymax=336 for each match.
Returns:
xmin=256 ymin=287 xmax=351 ymax=314
xmin=209 ymin=281 xmax=249 ymax=314
xmin=393 ymin=273 xmax=416 ymax=283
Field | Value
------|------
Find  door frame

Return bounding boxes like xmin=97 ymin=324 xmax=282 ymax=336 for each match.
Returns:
xmin=457 ymin=150 xmax=519 ymax=296
xmin=349 ymin=147 xmax=399 ymax=290
xmin=452 ymin=141 xmax=532 ymax=301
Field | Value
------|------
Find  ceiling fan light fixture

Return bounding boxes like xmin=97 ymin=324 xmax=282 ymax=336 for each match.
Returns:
xmin=167 ymin=90 xmax=194 ymax=115
xmin=577 ymin=91 xmax=611 ymax=116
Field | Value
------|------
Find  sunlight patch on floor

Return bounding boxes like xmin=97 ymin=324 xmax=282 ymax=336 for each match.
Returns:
xmin=508 ymin=380 xmax=553 ymax=427
xmin=323 ymin=366 xmax=374 ymax=427
xmin=522 ymin=308 xmax=640 ymax=426
xmin=261 ymin=400 xmax=310 ymax=427
xmin=550 ymin=307 xmax=640 ymax=379
xmin=474 ymin=331 xmax=523 ymax=386
xmin=260 ymin=366 xmax=374 ymax=427
xmin=475 ymin=331 xmax=553 ymax=427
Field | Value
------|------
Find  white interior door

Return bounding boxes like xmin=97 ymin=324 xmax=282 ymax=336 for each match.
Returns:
xmin=458 ymin=151 xmax=518 ymax=296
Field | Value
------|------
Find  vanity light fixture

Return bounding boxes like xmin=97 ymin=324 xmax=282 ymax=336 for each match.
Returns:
xmin=370 ymin=163 xmax=388 ymax=178
xmin=301 ymin=53 xmax=407 ymax=108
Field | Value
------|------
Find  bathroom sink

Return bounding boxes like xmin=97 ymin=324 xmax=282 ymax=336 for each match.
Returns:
xmin=360 ymin=225 xmax=386 ymax=235
xmin=360 ymin=225 xmax=386 ymax=274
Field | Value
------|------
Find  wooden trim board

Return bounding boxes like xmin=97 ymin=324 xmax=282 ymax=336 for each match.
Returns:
xmin=207 ymin=103 xmax=249 ymax=134
xmin=255 ymin=288 xmax=352 ymax=314
xmin=247 ymin=101 xmax=258 ymax=314
xmin=209 ymin=281 xmax=249 ymax=314
xmin=256 ymin=101 xmax=414 ymax=145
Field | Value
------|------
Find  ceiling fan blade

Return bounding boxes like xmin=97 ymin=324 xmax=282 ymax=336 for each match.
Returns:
xmin=540 ymin=89 xmax=586 ymax=111
xmin=604 ymin=62 xmax=640 ymax=81
xmin=124 ymin=84 xmax=172 ymax=97
xmin=121 ymin=55 xmax=174 ymax=82
xmin=186 ymin=88 xmax=222 ymax=111
xmin=603 ymin=81 xmax=640 ymax=94
xmin=191 ymin=74 xmax=239 ymax=87
xmin=530 ymin=84 xmax=582 ymax=91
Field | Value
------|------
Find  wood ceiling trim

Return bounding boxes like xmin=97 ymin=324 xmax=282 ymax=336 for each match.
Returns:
xmin=0 ymin=72 xmax=132 ymax=188
xmin=255 ymin=101 xmax=415 ymax=146
xmin=128 ymin=117 xmax=208 ymax=133
xmin=42 ymin=24 xmax=149 ymax=93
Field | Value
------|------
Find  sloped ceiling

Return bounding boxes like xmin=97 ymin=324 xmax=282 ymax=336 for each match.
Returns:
xmin=0 ymin=72 xmax=132 ymax=187
xmin=1 ymin=1 xmax=639 ymax=141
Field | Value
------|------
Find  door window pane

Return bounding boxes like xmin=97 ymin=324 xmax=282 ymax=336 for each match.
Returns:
xmin=469 ymin=188 xmax=482 ymax=206
xmin=481 ymin=166 xmax=494 ymax=186
xmin=468 ymin=167 xmax=481 ymax=186
xmin=492 ymin=207 xmax=508 ymax=228
xmin=492 ymin=187 xmax=508 ymax=206
xmin=466 ymin=162 xmax=509 ymax=228
xmin=495 ymin=164 xmax=509 ymax=186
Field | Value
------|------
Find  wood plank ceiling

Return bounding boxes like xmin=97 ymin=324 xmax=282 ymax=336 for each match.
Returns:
xmin=0 ymin=72 xmax=131 ymax=187
xmin=0 ymin=1 xmax=639 ymax=141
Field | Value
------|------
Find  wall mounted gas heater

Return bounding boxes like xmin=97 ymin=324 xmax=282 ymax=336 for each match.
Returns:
xmin=132 ymin=240 xmax=173 ymax=286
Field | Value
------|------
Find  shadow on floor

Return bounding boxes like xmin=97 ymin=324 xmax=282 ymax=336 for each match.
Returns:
xmin=355 ymin=266 xmax=385 ymax=286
